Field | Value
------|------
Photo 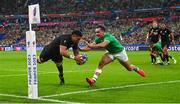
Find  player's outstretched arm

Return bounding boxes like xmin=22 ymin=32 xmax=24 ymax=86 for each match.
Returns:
xmin=59 ymin=45 xmax=83 ymax=62
xmin=79 ymin=46 xmax=91 ymax=51
xmin=59 ymin=45 xmax=78 ymax=59
xmin=73 ymin=49 xmax=80 ymax=56
xmin=88 ymin=40 xmax=110 ymax=49
xmin=59 ymin=45 xmax=71 ymax=58
xmin=78 ymin=39 xmax=91 ymax=51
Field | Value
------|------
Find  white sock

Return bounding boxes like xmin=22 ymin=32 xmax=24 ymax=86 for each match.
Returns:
xmin=131 ymin=64 xmax=139 ymax=72
xmin=92 ymin=74 xmax=98 ymax=81
xmin=92 ymin=68 xmax=102 ymax=81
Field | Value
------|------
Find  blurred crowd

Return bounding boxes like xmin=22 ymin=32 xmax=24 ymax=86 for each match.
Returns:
xmin=0 ymin=19 xmax=179 ymax=46
xmin=0 ymin=0 xmax=179 ymax=14
xmin=0 ymin=0 xmax=179 ymax=46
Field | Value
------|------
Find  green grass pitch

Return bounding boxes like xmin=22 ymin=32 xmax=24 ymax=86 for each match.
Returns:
xmin=0 ymin=51 xmax=180 ymax=103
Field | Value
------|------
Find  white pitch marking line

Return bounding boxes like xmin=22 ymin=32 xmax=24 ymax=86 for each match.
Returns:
xmin=0 ymin=72 xmax=57 ymax=77
xmin=0 ymin=70 xmax=56 ymax=73
xmin=41 ymin=80 xmax=180 ymax=98
xmin=0 ymin=70 xmax=90 ymax=77
xmin=0 ymin=93 xmax=76 ymax=103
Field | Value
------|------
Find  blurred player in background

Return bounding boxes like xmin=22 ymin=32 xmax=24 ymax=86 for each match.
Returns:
xmin=37 ymin=30 xmax=84 ymax=85
xmin=146 ymin=21 xmax=161 ymax=64
xmin=82 ymin=25 xmax=146 ymax=86
xmin=151 ymin=42 xmax=164 ymax=64
xmin=159 ymin=23 xmax=176 ymax=65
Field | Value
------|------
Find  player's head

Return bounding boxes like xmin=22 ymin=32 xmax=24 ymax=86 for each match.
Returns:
xmin=152 ymin=21 xmax=158 ymax=28
xmin=71 ymin=30 xmax=83 ymax=44
xmin=160 ymin=23 xmax=166 ymax=30
xmin=95 ymin=25 xmax=106 ymax=39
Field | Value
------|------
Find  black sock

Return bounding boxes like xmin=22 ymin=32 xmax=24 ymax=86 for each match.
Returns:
xmin=56 ymin=64 xmax=64 ymax=79
xmin=151 ymin=54 xmax=154 ymax=63
xmin=163 ymin=54 xmax=166 ymax=62
xmin=166 ymin=55 xmax=169 ymax=62
xmin=159 ymin=53 xmax=163 ymax=62
xmin=153 ymin=56 xmax=156 ymax=62
xmin=163 ymin=55 xmax=168 ymax=62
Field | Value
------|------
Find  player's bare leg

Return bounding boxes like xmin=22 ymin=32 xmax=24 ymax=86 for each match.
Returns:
xmin=119 ymin=60 xmax=145 ymax=77
xmin=86 ymin=53 xmax=112 ymax=86
xmin=55 ymin=62 xmax=64 ymax=85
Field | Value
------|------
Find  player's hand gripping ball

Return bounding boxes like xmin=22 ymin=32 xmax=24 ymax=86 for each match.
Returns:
xmin=76 ymin=54 xmax=88 ymax=65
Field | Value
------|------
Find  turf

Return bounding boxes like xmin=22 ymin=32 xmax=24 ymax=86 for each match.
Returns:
xmin=0 ymin=51 xmax=179 ymax=103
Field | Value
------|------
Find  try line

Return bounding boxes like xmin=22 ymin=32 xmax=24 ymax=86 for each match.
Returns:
xmin=0 ymin=93 xmax=77 ymax=103
xmin=41 ymin=80 xmax=180 ymax=98
xmin=0 ymin=70 xmax=92 ymax=77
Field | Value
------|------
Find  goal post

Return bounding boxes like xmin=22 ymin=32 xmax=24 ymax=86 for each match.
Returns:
xmin=26 ymin=31 xmax=38 ymax=99
xmin=26 ymin=4 xmax=40 ymax=99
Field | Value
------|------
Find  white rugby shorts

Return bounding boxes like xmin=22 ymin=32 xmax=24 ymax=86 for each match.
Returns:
xmin=107 ymin=49 xmax=128 ymax=62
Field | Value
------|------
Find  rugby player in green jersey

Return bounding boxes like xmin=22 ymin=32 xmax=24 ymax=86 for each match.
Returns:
xmin=151 ymin=42 xmax=163 ymax=64
xmin=153 ymin=42 xmax=176 ymax=65
xmin=82 ymin=26 xmax=146 ymax=86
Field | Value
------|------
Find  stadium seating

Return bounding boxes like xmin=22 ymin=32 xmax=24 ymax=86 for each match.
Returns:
xmin=0 ymin=0 xmax=179 ymax=46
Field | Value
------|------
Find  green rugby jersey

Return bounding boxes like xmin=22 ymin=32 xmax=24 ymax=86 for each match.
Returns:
xmin=95 ymin=32 xmax=124 ymax=54
xmin=154 ymin=42 xmax=162 ymax=51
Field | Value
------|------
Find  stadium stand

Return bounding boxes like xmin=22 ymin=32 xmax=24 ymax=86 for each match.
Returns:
xmin=0 ymin=0 xmax=179 ymax=48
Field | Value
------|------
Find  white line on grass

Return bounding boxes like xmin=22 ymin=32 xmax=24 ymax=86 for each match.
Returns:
xmin=0 ymin=70 xmax=57 ymax=73
xmin=0 ymin=70 xmax=27 ymax=72
xmin=0 ymin=70 xmax=90 ymax=77
xmin=0 ymin=93 xmax=76 ymax=103
xmin=41 ymin=80 xmax=180 ymax=98
xmin=0 ymin=72 xmax=57 ymax=77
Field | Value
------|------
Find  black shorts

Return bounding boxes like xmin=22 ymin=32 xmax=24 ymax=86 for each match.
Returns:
xmin=40 ymin=45 xmax=63 ymax=63
xmin=161 ymin=42 xmax=170 ymax=49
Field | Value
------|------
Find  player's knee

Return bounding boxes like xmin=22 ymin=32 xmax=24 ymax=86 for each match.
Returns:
xmin=104 ymin=58 xmax=110 ymax=63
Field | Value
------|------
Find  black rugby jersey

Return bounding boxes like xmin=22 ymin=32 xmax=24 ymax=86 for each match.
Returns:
xmin=47 ymin=34 xmax=78 ymax=54
xmin=159 ymin=28 xmax=171 ymax=43
xmin=148 ymin=27 xmax=160 ymax=43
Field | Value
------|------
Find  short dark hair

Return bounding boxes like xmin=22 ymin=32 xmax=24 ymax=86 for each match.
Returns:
xmin=96 ymin=25 xmax=106 ymax=31
xmin=72 ymin=30 xmax=82 ymax=37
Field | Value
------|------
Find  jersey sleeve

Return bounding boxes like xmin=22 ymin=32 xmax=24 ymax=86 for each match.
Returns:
xmin=94 ymin=37 xmax=100 ymax=44
xmin=59 ymin=38 xmax=68 ymax=46
xmin=104 ymin=35 xmax=111 ymax=42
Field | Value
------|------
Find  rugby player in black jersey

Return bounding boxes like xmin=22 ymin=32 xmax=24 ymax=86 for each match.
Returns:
xmin=146 ymin=21 xmax=161 ymax=64
xmin=159 ymin=23 xmax=176 ymax=65
xmin=37 ymin=30 xmax=84 ymax=85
